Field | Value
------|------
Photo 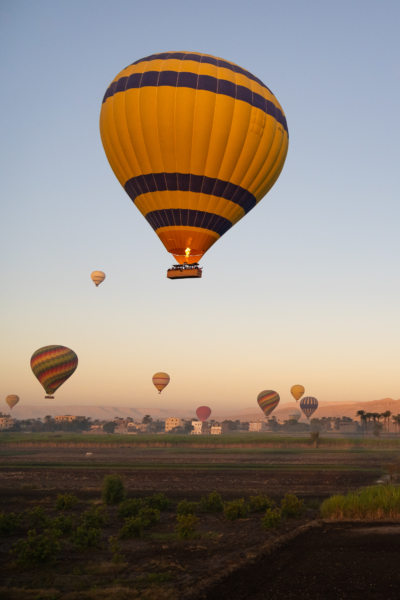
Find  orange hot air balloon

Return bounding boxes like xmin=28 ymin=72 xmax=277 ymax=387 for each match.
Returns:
xmin=6 ymin=395 xmax=19 ymax=410
xmin=152 ymin=372 xmax=170 ymax=394
xmin=100 ymin=52 xmax=288 ymax=277
xmin=91 ymin=271 xmax=106 ymax=287
xmin=290 ymin=384 xmax=305 ymax=402
xmin=30 ymin=345 xmax=78 ymax=399
xmin=196 ymin=406 xmax=211 ymax=422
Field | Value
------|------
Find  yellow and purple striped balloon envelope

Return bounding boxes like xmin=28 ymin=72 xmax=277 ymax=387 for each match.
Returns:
xmin=300 ymin=396 xmax=318 ymax=419
xmin=30 ymin=345 xmax=78 ymax=398
xmin=257 ymin=390 xmax=280 ymax=418
xmin=100 ymin=51 xmax=288 ymax=267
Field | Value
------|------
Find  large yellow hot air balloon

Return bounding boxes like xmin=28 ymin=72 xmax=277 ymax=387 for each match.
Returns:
xmin=91 ymin=271 xmax=106 ymax=287
xmin=6 ymin=395 xmax=19 ymax=410
xmin=100 ymin=52 xmax=288 ymax=277
xmin=152 ymin=372 xmax=170 ymax=394
xmin=290 ymin=384 xmax=305 ymax=402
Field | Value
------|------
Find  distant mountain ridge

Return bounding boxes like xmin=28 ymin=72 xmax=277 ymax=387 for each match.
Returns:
xmin=7 ymin=398 xmax=400 ymax=422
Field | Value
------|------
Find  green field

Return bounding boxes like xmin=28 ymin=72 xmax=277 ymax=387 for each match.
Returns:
xmin=2 ymin=431 xmax=400 ymax=448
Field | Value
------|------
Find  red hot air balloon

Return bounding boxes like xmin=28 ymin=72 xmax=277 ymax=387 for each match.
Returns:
xmin=30 ymin=345 xmax=78 ymax=399
xmin=196 ymin=406 xmax=211 ymax=422
xmin=257 ymin=390 xmax=280 ymax=418
xmin=300 ymin=396 xmax=318 ymax=419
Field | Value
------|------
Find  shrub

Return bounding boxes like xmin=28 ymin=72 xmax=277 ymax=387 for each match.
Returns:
xmin=137 ymin=507 xmax=160 ymax=527
xmin=24 ymin=506 xmax=49 ymax=530
xmin=101 ymin=475 xmax=126 ymax=505
xmin=0 ymin=511 xmax=21 ymax=535
xmin=108 ymin=535 xmax=124 ymax=563
xmin=81 ymin=505 xmax=108 ymax=528
xmin=262 ymin=507 xmax=282 ymax=529
xmin=175 ymin=514 xmax=199 ymax=539
xmin=200 ymin=491 xmax=223 ymax=513
xmin=11 ymin=528 xmax=61 ymax=565
xmin=118 ymin=508 xmax=160 ymax=539
xmin=248 ymin=494 xmax=276 ymax=512
xmin=280 ymin=493 xmax=304 ymax=518
xmin=73 ymin=524 xmax=101 ymax=549
xmin=50 ymin=515 xmax=73 ymax=535
xmin=118 ymin=498 xmax=144 ymax=519
xmin=223 ymin=499 xmax=249 ymax=520
xmin=119 ymin=517 xmax=144 ymax=539
xmin=177 ymin=500 xmax=199 ymax=515
xmin=144 ymin=493 xmax=170 ymax=511
xmin=55 ymin=493 xmax=78 ymax=511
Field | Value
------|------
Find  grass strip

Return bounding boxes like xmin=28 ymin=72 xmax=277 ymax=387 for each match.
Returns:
xmin=321 ymin=484 xmax=400 ymax=520
xmin=0 ymin=462 xmax=381 ymax=472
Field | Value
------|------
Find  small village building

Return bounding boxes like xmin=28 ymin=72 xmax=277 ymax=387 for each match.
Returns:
xmin=0 ymin=415 xmax=15 ymax=430
xmin=191 ymin=420 xmax=206 ymax=434
xmin=54 ymin=415 xmax=86 ymax=423
xmin=210 ymin=425 xmax=222 ymax=435
xmin=165 ymin=417 xmax=184 ymax=432
xmin=248 ymin=421 xmax=268 ymax=432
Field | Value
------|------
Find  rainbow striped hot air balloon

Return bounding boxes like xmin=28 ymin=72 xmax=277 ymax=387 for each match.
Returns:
xmin=100 ymin=52 xmax=288 ymax=277
xmin=30 ymin=345 xmax=78 ymax=399
xmin=300 ymin=396 xmax=318 ymax=419
xmin=257 ymin=390 xmax=280 ymax=418
xmin=152 ymin=372 xmax=170 ymax=394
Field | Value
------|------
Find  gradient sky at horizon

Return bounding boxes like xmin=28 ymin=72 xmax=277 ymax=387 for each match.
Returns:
xmin=1 ymin=0 xmax=400 ymax=414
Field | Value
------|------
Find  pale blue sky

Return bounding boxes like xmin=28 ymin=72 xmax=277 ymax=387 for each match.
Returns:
xmin=1 ymin=0 xmax=400 ymax=414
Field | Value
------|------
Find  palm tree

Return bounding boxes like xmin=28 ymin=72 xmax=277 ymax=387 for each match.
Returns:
xmin=356 ymin=410 xmax=367 ymax=434
xmin=381 ymin=410 xmax=392 ymax=433
xmin=391 ymin=414 xmax=400 ymax=434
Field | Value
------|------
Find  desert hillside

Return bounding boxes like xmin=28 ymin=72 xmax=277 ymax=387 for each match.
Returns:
xmin=6 ymin=398 xmax=400 ymax=422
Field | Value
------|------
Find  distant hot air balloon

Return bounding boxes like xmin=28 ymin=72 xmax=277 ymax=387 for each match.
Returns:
xmin=291 ymin=384 xmax=305 ymax=402
xmin=300 ymin=396 xmax=318 ymax=419
xmin=91 ymin=271 xmax=106 ymax=287
xmin=100 ymin=52 xmax=288 ymax=278
xmin=288 ymin=410 xmax=301 ymax=422
xmin=6 ymin=395 xmax=19 ymax=410
xmin=152 ymin=372 xmax=170 ymax=394
xmin=196 ymin=406 xmax=211 ymax=422
xmin=257 ymin=390 xmax=280 ymax=418
xmin=30 ymin=345 xmax=78 ymax=399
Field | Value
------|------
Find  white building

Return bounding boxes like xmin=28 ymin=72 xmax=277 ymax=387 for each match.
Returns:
xmin=191 ymin=420 xmax=204 ymax=434
xmin=165 ymin=417 xmax=184 ymax=432
xmin=0 ymin=415 xmax=15 ymax=430
xmin=210 ymin=425 xmax=222 ymax=435
xmin=248 ymin=421 xmax=268 ymax=432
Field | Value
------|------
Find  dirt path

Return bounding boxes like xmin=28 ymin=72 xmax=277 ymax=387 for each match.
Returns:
xmin=202 ymin=522 xmax=400 ymax=600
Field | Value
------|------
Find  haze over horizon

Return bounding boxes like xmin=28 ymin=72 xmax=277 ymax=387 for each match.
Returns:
xmin=7 ymin=396 xmax=400 ymax=424
xmin=1 ymin=1 xmax=400 ymax=413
